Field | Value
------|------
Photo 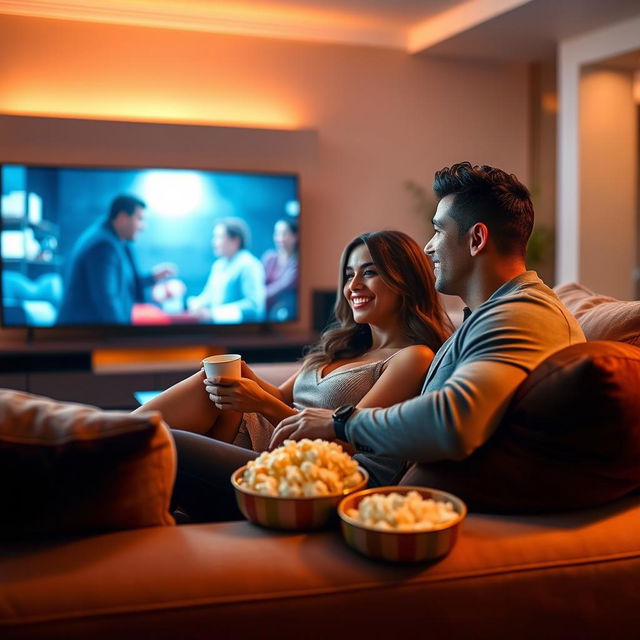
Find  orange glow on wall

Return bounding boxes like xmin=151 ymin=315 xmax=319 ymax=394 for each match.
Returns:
xmin=0 ymin=14 xmax=306 ymax=129
xmin=541 ymin=91 xmax=558 ymax=114
xmin=0 ymin=92 xmax=302 ymax=130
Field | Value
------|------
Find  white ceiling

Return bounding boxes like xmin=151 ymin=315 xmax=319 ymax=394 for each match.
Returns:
xmin=2 ymin=0 xmax=640 ymax=61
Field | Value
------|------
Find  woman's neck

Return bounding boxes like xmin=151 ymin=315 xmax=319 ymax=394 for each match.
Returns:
xmin=368 ymin=324 xmax=411 ymax=351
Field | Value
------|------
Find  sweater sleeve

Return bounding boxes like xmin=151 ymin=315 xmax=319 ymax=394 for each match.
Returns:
xmin=344 ymin=294 xmax=584 ymax=463
xmin=345 ymin=360 xmax=526 ymax=461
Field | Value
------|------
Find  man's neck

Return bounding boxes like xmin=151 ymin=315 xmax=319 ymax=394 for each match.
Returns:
xmin=107 ymin=221 xmax=123 ymax=242
xmin=463 ymin=260 xmax=527 ymax=311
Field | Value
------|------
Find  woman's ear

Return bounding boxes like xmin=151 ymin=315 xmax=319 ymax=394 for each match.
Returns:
xmin=468 ymin=222 xmax=489 ymax=256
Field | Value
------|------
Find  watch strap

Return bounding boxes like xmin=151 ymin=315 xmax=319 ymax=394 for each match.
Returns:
xmin=332 ymin=404 xmax=356 ymax=441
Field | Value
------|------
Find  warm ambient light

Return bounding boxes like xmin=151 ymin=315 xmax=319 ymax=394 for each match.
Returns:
xmin=0 ymin=0 xmax=404 ymax=49
xmin=634 ymin=70 xmax=640 ymax=104
xmin=0 ymin=103 xmax=302 ymax=130
xmin=0 ymin=83 xmax=303 ymax=129
xmin=92 ymin=345 xmax=223 ymax=372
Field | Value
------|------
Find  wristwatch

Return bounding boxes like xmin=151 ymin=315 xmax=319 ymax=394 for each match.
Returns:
xmin=332 ymin=404 xmax=356 ymax=441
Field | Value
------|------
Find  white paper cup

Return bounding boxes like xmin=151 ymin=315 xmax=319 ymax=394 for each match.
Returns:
xmin=202 ymin=354 xmax=241 ymax=379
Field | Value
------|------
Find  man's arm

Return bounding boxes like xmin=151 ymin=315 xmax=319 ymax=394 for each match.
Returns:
xmin=269 ymin=360 xmax=526 ymax=459
xmin=344 ymin=360 xmax=527 ymax=461
xmin=270 ymin=291 xmax=581 ymax=459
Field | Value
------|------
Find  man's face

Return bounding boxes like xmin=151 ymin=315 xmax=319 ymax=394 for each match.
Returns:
xmin=424 ymin=194 xmax=470 ymax=297
xmin=118 ymin=206 xmax=145 ymax=241
xmin=212 ymin=224 xmax=239 ymax=258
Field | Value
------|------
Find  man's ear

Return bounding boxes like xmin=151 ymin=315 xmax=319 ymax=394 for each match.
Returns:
xmin=468 ymin=222 xmax=489 ymax=256
xmin=112 ymin=211 xmax=124 ymax=228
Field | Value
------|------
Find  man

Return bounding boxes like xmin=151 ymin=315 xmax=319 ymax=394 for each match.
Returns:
xmin=169 ymin=162 xmax=585 ymax=522
xmin=269 ymin=162 xmax=585 ymax=485
xmin=57 ymin=195 xmax=175 ymax=325
xmin=187 ymin=217 xmax=266 ymax=323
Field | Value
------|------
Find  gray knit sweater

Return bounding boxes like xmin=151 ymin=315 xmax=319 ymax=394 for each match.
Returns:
xmin=345 ymin=272 xmax=585 ymax=467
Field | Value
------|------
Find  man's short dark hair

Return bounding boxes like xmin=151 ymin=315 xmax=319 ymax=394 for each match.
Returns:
xmin=218 ymin=217 xmax=251 ymax=251
xmin=108 ymin=195 xmax=146 ymax=221
xmin=433 ymin=162 xmax=534 ymax=257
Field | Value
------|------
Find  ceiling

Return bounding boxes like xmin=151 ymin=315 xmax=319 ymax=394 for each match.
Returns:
xmin=591 ymin=49 xmax=640 ymax=72
xmin=2 ymin=0 xmax=640 ymax=61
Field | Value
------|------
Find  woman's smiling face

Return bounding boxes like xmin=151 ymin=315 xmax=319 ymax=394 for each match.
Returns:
xmin=343 ymin=243 xmax=401 ymax=327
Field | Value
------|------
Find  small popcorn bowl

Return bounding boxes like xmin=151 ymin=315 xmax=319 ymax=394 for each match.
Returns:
xmin=231 ymin=465 xmax=369 ymax=531
xmin=338 ymin=486 xmax=467 ymax=563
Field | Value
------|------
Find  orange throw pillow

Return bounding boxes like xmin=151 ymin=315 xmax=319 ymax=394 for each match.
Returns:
xmin=401 ymin=342 xmax=640 ymax=513
xmin=0 ymin=390 xmax=176 ymax=538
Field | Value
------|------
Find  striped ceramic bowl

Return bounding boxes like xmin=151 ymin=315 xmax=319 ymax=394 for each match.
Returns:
xmin=231 ymin=465 xmax=369 ymax=531
xmin=338 ymin=486 xmax=467 ymax=562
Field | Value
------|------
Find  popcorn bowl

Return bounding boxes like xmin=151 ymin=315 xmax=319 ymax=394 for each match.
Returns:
xmin=231 ymin=464 xmax=369 ymax=531
xmin=338 ymin=486 xmax=467 ymax=562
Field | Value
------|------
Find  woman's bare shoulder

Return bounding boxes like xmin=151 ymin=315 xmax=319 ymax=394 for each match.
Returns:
xmin=384 ymin=344 xmax=435 ymax=370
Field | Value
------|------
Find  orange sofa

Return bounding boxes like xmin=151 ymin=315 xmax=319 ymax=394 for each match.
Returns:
xmin=1 ymin=282 xmax=639 ymax=639
xmin=1 ymin=495 xmax=639 ymax=639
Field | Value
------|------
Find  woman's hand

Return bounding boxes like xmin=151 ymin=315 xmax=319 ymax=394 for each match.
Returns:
xmin=240 ymin=360 xmax=259 ymax=382
xmin=204 ymin=375 xmax=269 ymax=413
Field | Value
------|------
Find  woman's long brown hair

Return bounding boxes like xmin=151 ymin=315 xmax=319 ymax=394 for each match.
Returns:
xmin=302 ymin=230 xmax=452 ymax=370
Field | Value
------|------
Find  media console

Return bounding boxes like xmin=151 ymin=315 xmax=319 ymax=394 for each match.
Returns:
xmin=0 ymin=331 xmax=316 ymax=410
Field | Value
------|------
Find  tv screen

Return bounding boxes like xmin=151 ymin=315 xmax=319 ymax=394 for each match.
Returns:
xmin=1 ymin=164 xmax=300 ymax=329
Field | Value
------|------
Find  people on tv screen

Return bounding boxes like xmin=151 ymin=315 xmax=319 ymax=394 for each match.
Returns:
xmin=57 ymin=194 xmax=175 ymax=325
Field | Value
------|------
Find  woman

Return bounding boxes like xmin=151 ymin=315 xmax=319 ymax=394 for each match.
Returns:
xmin=137 ymin=230 xmax=452 ymax=521
xmin=262 ymin=218 xmax=299 ymax=321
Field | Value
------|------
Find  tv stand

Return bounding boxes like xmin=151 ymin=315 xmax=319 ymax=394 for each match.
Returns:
xmin=0 ymin=330 xmax=317 ymax=410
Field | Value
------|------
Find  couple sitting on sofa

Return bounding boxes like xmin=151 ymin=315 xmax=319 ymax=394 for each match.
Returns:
xmin=139 ymin=161 xmax=589 ymax=522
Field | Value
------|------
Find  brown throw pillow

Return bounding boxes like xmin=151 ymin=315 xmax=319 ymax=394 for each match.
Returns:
xmin=0 ymin=390 xmax=176 ymax=538
xmin=401 ymin=341 xmax=640 ymax=513
xmin=554 ymin=282 xmax=640 ymax=346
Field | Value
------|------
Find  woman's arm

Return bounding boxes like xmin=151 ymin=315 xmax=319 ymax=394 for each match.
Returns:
xmin=240 ymin=361 xmax=297 ymax=405
xmin=205 ymin=364 xmax=300 ymax=427
xmin=267 ymin=345 xmax=435 ymax=449
xmin=355 ymin=345 xmax=435 ymax=409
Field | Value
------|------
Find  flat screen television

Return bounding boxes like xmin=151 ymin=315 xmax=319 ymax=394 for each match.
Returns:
xmin=0 ymin=163 xmax=300 ymax=331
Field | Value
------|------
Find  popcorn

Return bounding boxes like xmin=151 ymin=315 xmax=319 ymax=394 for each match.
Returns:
xmin=241 ymin=439 xmax=362 ymax=497
xmin=347 ymin=491 xmax=458 ymax=531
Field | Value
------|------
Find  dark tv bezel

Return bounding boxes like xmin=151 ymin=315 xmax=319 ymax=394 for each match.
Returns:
xmin=0 ymin=161 xmax=301 ymax=337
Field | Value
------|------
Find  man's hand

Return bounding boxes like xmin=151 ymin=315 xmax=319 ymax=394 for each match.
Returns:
xmin=269 ymin=408 xmax=335 ymax=450
xmin=152 ymin=262 xmax=178 ymax=281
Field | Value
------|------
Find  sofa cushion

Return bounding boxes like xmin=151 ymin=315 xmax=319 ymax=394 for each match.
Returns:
xmin=1 ymin=498 xmax=639 ymax=639
xmin=554 ymin=282 xmax=640 ymax=345
xmin=0 ymin=390 xmax=176 ymax=538
xmin=401 ymin=341 xmax=640 ymax=513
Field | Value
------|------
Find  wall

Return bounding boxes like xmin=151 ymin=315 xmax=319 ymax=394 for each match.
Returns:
xmin=580 ymin=68 xmax=637 ymax=299
xmin=528 ymin=60 xmax=557 ymax=285
xmin=0 ymin=13 xmax=530 ymax=341
xmin=558 ymin=13 xmax=640 ymax=297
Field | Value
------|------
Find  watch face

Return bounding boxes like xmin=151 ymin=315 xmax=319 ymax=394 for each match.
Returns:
xmin=334 ymin=405 xmax=354 ymax=420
